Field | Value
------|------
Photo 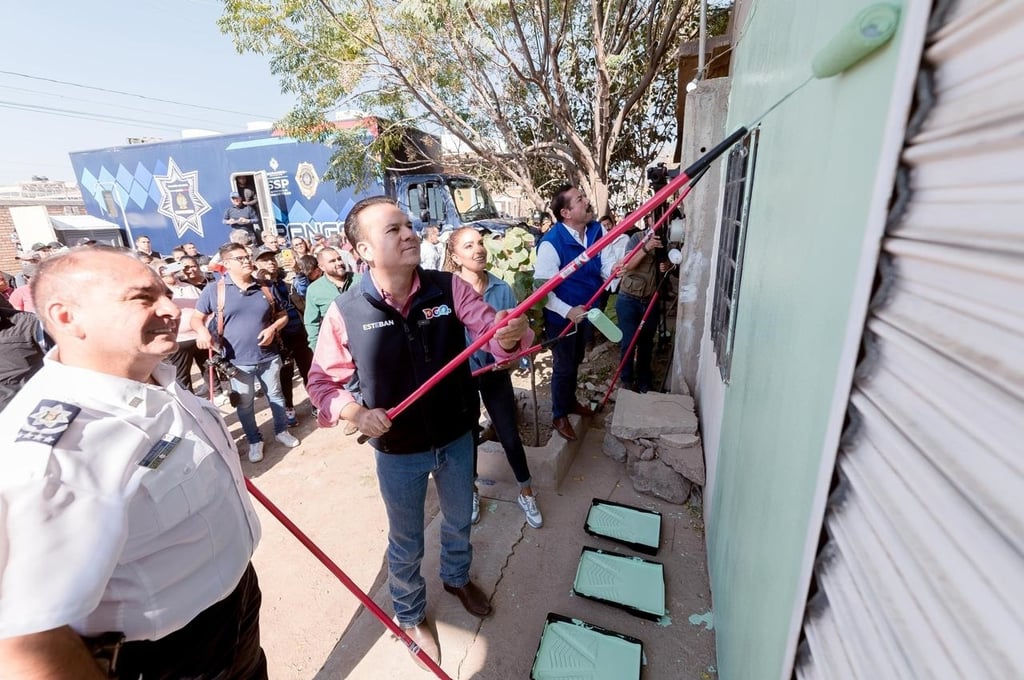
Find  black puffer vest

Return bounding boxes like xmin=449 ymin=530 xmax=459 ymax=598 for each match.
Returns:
xmin=335 ymin=269 xmax=479 ymax=453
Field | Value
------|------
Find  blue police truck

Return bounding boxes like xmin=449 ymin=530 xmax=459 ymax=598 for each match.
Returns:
xmin=68 ymin=118 xmax=516 ymax=255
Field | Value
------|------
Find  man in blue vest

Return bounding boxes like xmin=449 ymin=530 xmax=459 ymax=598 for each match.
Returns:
xmin=306 ymin=196 xmax=532 ymax=670
xmin=534 ymin=184 xmax=616 ymax=441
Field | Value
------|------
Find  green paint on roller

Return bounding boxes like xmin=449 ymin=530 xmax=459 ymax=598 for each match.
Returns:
xmin=812 ymin=3 xmax=901 ymax=79
xmin=587 ymin=308 xmax=622 ymax=342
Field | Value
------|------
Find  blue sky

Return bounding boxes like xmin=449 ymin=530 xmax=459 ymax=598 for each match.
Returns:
xmin=0 ymin=0 xmax=293 ymax=184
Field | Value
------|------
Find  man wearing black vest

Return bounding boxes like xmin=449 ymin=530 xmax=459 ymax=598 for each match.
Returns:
xmin=307 ymin=196 xmax=532 ymax=670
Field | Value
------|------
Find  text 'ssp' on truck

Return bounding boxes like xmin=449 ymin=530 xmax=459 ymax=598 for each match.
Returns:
xmin=67 ymin=119 xmax=518 ymax=257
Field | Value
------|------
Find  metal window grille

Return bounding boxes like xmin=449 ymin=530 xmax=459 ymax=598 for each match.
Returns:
xmin=710 ymin=128 xmax=759 ymax=382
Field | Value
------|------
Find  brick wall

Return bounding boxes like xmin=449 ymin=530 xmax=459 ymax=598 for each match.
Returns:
xmin=0 ymin=202 xmax=85 ymax=278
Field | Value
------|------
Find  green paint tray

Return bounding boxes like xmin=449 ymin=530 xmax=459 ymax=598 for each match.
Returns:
xmin=573 ymin=547 xmax=666 ymax=620
xmin=584 ymin=499 xmax=662 ymax=555
xmin=531 ymin=613 xmax=643 ymax=680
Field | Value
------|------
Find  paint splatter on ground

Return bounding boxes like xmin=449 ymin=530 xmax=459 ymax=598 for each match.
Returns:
xmin=657 ymin=614 xmax=673 ymax=627
xmin=688 ymin=610 xmax=714 ymax=630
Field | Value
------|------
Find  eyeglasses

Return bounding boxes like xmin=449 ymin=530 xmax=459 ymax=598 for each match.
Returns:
xmin=225 ymin=255 xmax=252 ymax=263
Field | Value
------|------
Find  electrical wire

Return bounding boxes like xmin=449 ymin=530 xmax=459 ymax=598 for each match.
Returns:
xmin=0 ymin=100 xmax=185 ymax=131
xmin=0 ymin=84 xmax=234 ymax=130
xmin=0 ymin=70 xmax=277 ymax=119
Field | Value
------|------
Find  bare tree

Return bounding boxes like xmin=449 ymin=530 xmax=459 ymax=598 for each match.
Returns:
xmin=220 ymin=0 xmax=714 ymax=214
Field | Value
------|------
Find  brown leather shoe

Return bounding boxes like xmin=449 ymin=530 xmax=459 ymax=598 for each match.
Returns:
xmin=552 ymin=416 xmax=577 ymax=441
xmin=399 ymin=621 xmax=440 ymax=671
xmin=571 ymin=401 xmax=595 ymax=417
xmin=443 ymin=580 xmax=492 ymax=617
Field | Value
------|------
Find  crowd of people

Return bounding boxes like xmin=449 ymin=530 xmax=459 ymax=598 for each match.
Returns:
xmin=0 ymin=185 xmax=679 ymax=676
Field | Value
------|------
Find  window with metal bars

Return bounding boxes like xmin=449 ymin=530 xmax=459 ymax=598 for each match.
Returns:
xmin=710 ymin=128 xmax=759 ymax=382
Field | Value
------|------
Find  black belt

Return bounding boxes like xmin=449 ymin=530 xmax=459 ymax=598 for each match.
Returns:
xmin=85 ymin=563 xmax=267 ymax=680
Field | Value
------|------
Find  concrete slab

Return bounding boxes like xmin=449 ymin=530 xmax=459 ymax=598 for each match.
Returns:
xmin=475 ymin=413 xmax=588 ymax=490
xmin=611 ymin=390 xmax=698 ymax=439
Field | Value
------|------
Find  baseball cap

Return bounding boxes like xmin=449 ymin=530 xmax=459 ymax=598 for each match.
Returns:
xmin=230 ymin=191 xmax=241 ymax=198
xmin=160 ymin=262 xmax=184 ymax=274
xmin=254 ymin=249 xmax=279 ymax=261
xmin=31 ymin=242 xmax=48 ymax=251
xmin=47 ymin=241 xmax=62 ymax=249
xmin=76 ymin=237 xmax=97 ymax=246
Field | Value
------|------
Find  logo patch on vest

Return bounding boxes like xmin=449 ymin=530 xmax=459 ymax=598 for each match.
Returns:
xmin=362 ymin=319 xmax=396 ymax=331
xmin=15 ymin=400 xmax=81 ymax=446
xmin=422 ymin=304 xmax=452 ymax=320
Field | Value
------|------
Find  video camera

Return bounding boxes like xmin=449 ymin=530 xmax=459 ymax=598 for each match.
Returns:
xmin=646 ymin=162 xmax=680 ymax=191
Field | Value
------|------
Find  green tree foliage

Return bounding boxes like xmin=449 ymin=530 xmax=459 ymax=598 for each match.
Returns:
xmin=219 ymin=0 xmax=723 ymax=214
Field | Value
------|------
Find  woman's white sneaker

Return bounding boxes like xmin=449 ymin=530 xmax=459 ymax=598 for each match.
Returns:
xmin=471 ymin=491 xmax=481 ymax=525
xmin=518 ymin=494 xmax=543 ymax=528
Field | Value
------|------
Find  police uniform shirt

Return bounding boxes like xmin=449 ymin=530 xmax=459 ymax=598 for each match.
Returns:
xmin=0 ymin=354 xmax=261 ymax=642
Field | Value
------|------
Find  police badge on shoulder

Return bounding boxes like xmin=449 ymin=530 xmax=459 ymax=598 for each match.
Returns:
xmin=15 ymin=400 xmax=81 ymax=447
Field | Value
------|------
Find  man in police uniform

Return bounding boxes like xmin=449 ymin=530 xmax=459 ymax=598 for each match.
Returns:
xmin=0 ymin=247 xmax=266 ymax=678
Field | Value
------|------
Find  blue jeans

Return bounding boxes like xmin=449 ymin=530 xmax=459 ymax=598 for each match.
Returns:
xmin=375 ymin=432 xmax=475 ymax=627
xmin=230 ymin=356 xmax=288 ymax=443
xmin=616 ymin=293 xmax=657 ymax=390
xmin=544 ymin=310 xmax=591 ymax=419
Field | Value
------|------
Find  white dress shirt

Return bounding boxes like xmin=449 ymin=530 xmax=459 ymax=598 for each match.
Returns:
xmin=0 ymin=355 xmax=260 ymax=641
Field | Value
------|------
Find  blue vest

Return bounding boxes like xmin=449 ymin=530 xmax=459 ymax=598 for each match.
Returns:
xmin=538 ymin=221 xmax=605 ymax=307
xmin=335 ymin=269 xmax=479 ymax=454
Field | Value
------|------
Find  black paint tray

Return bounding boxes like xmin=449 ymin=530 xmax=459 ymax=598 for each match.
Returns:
xmin=530 ymin=613 xmax=643 ymax=680
xmin=584 ymin=498 xmax=661 ymax=555
xmin=572 ymin=546 xmax=666 ymax=621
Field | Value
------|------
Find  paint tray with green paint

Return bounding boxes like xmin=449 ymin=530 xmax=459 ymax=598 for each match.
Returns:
xmin=584 ymin=498 xmax=661 ymax=555
xmin=572 ymin=547 xmax=666 ymax=620
xmin=530 ymin=613 xmax=643 ymax=680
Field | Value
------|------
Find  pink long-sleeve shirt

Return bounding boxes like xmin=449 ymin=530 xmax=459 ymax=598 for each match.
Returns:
xmin=307 ymin=270 xmax=534 ymax=428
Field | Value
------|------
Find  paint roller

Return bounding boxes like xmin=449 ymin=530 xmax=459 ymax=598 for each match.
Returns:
xmin=812 ymin=4 xmax=901 ymax=79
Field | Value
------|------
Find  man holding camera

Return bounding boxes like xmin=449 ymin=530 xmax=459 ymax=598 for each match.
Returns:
xmin=192 ymin=243 xmax=299 ymax=463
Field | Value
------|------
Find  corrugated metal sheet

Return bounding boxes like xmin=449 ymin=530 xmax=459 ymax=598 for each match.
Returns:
xmin=795 ymin=0 xmax=1024 ymax=676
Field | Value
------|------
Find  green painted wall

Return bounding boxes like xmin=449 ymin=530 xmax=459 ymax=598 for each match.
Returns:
xmin=707 ymin=2 xmax=911 ymax=678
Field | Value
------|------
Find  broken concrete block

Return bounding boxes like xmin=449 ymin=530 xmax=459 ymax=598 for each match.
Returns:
xmin=611 ymin=390 xmax=697 ymax=439
xmin=630 ymin=458 xmax=691 ymax=504
xmin=657 ymin=432 xmax=705 ymax=486
xmin=602 ymin=433 xmax=627 ymax=462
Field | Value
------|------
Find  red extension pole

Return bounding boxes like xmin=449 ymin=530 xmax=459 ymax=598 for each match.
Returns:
xmin=244 ymin=478 xmax=453 ymax=680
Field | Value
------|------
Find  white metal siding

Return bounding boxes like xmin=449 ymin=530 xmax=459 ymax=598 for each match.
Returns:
xmin=795 ymin=1 xmax=1024 ymax=677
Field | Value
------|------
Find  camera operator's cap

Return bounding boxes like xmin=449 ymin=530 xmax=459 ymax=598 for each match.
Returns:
xmin=75 ymin=237 xmax=97 ymax=246
xmin=47 ymin=241 xmax=63 ymax=249
xmin=254 ymin=249 xmax=278 ymax=261
xmin=230 ymin=191 xmax=241 ymax=198
xmin=31 ymin=242 xmax=48 ymax=251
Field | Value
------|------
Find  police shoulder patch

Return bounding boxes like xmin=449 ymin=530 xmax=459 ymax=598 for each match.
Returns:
xmin=15 ymin=400 xmax=81 ymax=447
